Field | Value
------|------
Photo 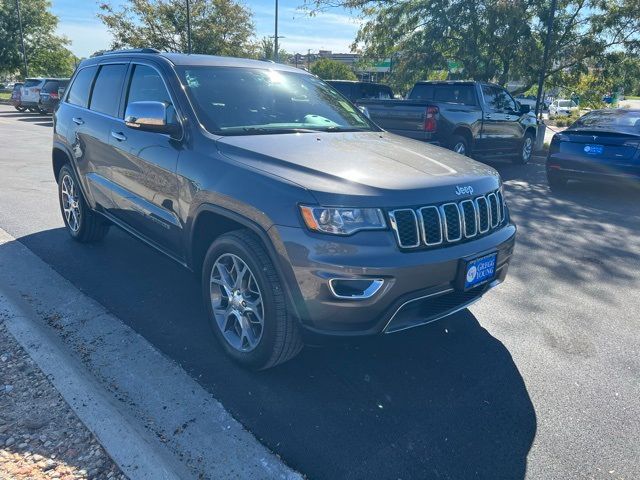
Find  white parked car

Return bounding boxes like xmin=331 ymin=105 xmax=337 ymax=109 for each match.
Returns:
xmin=550 ymin=99 xmax=579 ymax=116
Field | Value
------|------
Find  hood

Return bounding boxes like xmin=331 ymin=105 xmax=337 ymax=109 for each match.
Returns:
xmin=217 ymin=131 xmax=500 ymax=207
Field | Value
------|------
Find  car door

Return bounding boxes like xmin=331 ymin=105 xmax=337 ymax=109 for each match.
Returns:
xmin=56 ymin=65 xmax=116 ymax=210
xmin=479 ymin=85 xmax=522 ymax=153
xmin=107 ymin=62 xmax=183 ymax=257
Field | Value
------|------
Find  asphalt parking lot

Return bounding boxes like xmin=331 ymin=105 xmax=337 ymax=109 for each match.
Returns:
xmin=0 ymin=104 xmax=639 ymax=479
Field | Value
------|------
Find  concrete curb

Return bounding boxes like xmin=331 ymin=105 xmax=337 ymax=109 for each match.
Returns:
xmin=0 ymin=227 xmax=302 ymax=480
xmin=0 ymin=290 xmax=189 ymax=480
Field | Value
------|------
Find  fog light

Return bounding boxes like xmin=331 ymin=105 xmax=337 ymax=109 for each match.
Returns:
xmin=329 ymin=278 xmax=384 ymax=299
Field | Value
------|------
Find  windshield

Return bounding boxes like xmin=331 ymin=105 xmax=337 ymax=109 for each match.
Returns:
xmin=572 ymin=110 xmax=640 ymax=132
xmin=177 ymin=66 xmax=376 ymax=135
xmin=558 ymin=100 xmax=576 ymax=108
xmin=23 ymin=79 xmax=41 ymax=88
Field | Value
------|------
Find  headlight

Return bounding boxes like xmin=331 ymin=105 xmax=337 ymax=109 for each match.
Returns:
xmin=299 ymin=206 xmax=386 ymax=235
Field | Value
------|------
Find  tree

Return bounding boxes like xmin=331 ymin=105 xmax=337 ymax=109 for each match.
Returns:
xmin=0 ymin=0 xmax=77 ymax=77
xmin=305 ymin=0 xmax=640 ymax=92
xmin=258 ymin=36 xmax=291 ymax=63
xmin=98 ymin=0 xmax=256 ymax=57
xmin=310 ymin=58 xmax=357 ymax=80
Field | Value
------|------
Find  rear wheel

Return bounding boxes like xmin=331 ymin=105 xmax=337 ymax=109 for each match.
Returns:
xmin=15 ymin=106 xmax=26 ymax=112
xmin=202 ymin=230 xmax=303 ymax=370
xmin=450 ymin=135 xmax=469 ymax=157
xmin=513 ymin=132 xmax=534 ymax=164
xmin=58 ymin=164 xmax=110 ymax=242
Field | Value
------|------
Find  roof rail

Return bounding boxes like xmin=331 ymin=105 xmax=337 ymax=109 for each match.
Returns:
xmin=92 ymin=48 xmax=160 ymax=57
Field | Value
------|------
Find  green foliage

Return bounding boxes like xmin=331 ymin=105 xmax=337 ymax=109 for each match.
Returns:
xmin=257 ymin=36 xmax=291 ymax=63
xmin=310 ymin=58 xmax=357 ymax=80
xmin=0 ymin=0 xmax=77 ymax=77
xmin=98 ymin=0 xmax=256 ymax=57
xmin=305 ymin=0 xmax=640 ymax=93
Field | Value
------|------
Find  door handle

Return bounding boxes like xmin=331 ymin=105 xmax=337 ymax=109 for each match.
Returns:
xmin=111 ymin=131 xmax=127 ymax=142
xmin=485 ymin=114 xmax=492 ymax=119
xmin=72 ymin=117 xmax=84 ymax=125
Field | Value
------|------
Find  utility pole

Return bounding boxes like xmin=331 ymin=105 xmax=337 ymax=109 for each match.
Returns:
xmin=535 ymin=0 xmax=557 ymax=117
xmin=15 ymin=0 xmax=28 ymax=77
xmin=274 ymin=0 xmax=279 ymax=62
xmin=186 ymin=0 xmax=192 ymax=54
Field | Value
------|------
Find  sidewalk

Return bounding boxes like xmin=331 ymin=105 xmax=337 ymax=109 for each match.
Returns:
xmin=0 ymin=323 xmax=126 ymax=480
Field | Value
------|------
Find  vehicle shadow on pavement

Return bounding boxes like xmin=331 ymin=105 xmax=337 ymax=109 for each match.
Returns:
xmin=490 ymin=160 xmax=640 ymax=312
xmin=15 ymin=227 xmax=537 ymax=480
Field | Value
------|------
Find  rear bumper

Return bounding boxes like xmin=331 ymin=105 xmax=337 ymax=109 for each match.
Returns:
xmin=275 ymin=224 xmax=516 ymax=337
xmin=547 ymin=155 xmax=640 ymax=180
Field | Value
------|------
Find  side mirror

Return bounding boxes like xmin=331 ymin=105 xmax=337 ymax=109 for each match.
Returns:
xmin=124 ymin=101 xmax=181 ymax=137
xmin=519 ymin=103 xmax=531 ymax=114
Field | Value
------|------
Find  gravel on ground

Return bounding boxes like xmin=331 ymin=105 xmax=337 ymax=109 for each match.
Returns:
xmin=0 ymin=321 xmax=127 ymax=480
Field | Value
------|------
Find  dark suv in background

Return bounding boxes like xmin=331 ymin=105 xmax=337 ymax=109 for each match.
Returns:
xmin=53 ymin=49 xmax=516 ymax=369
xmin=39 ymin=79 xmax=69 ymax=113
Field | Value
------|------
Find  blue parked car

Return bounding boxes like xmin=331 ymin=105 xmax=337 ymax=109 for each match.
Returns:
xmin=546 ymin=109 xmax=640 ymax=190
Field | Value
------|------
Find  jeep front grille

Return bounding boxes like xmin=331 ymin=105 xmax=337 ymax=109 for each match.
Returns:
xmin=388 ymin=189 xmax=507 ymax=249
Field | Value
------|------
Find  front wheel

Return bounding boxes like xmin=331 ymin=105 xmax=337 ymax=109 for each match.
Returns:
xmin=15 ymin=106 xmax=26 ymax=112
xmin=202 ymin=230 xmax=303 ymax=370
xmin=513 ymin=132 xmax=534 ymax=164
xmin=58 ymin=164 xmax=110 ymax=242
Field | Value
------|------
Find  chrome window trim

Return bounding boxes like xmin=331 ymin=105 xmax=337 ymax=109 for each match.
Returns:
xmin=475 ymin=196 xmax=491 ymax=234
xmin=459 ymin=199 xmax=478 ymax=238
xmin=439 ymin=202 xmax=462 ymax=242
xmin=388 ymin=209 xmax=421 ymax=248
xmin=417 ymin=206 xmax=443 ymax=246
xmin=487 ymin=192 xmax=500 ymax=227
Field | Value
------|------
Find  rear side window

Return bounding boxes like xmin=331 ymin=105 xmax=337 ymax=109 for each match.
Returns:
xmin=433 ymin=85 xmax=476 ymax=105
xmin=126 ymin=64 xmax=172 ymax=108
xmin=90 ymin=64 xmax=128 ymax=117
xmin=409 ymin=84 xmax=434 ymax=100
xmin=67 ymin=66 xmax=97 ymax=108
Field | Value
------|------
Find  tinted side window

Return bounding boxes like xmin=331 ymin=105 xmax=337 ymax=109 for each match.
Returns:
xmin=433 ymin=85 xmax=476 ymax=105
xmin=126 ymin=65 xmax=171 ymax=108
xmin=409 ymin=84 xmax=434 ymax=100
xmin=67 ymin=66 xmax=97 ymax=108
xmin=90 ymin=64 xmax=128 ymax=117
xmin=482 ymin=85 xmax=516 ymax=111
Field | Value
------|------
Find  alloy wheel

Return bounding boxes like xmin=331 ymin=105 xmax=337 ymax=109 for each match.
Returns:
xmin=453 ymin=142 xmax=466 ymax=155
xmin=522 ymin=137 xmax=533 ymax=163
xmin=61 ymin=174 xmax=81 ymax=232
xmin=210 ymin=253 xmax=264 ymax=352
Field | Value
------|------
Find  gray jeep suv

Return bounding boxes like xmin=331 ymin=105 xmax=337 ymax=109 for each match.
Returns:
xmin=53 ymin=49 xmax=516 ymax=369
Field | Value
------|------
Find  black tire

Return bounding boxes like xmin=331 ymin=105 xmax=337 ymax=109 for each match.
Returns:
xmin=202 ymin=229 xmax=303 ymax=370
xmin=513 ymin=132 xmax=535 ymax=164
xmin=449 ymin=134 xmax=470 ymax=157
xmin=547 ymin=172 xmax=568 ymax=191
xmin=27 ymin=107 xmax=38 ymax=113
xmin=15 ymin=106 xmax=26 ymax=112
xmin=57 ymin=164 xmax=110 ymax=242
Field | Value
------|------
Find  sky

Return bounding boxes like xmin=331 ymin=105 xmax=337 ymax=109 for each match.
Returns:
xmin=51 ymin=0 xmax=363 ymax=58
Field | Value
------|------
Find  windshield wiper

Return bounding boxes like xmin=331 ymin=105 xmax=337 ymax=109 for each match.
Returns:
xmin=313 ymin=126 xmax=370 ymax=132
xmin=238 ymin=127 xmax=319 ymax=135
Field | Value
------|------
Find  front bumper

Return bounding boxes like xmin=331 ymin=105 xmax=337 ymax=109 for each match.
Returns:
xmin=275 ymin=224 xmax=516 ymax=336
